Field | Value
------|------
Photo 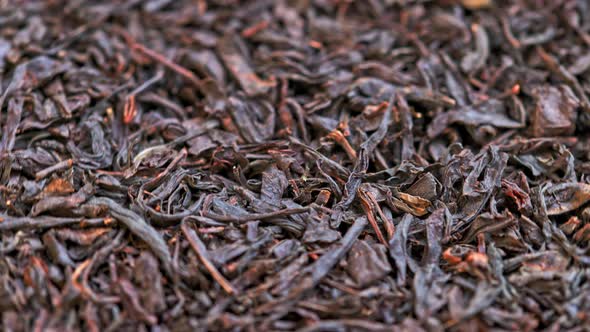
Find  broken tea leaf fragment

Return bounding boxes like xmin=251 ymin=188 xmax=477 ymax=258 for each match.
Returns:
xmin=520 ymin=250 xmax=569 ymax=273
xmin=346 ymin=241 xmax=391 ymax=287
xmin=461 ymin=24 xmax=489 ymax=73
xmin=397 ymin=192 xmax=432 ymax=216
xmin=217 ymin=33 xmax=275 ymax=96
xmin=530 ymin=85 xmax=579 ymax=137
xmin=460 ymin=0 xmax=492 ymax=9
xmin=428 ymin=99 xmax=523 ymax=138
xmin=302 ymin=220 xmax=341 ymax=244
xmin=543 ymin=182 xmax=590 ymax=215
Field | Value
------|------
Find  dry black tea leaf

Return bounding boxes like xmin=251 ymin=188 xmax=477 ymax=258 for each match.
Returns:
xmin=543 ymin=182 xmax=590 ymax=216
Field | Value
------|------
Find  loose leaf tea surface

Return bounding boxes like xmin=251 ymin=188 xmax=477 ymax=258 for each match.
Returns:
xmin=1 ymin=0 xmax=590 ymax=331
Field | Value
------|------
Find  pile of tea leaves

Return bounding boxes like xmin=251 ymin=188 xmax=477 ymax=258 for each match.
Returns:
xmin=1 ymin=0 xmax=590 ymax=330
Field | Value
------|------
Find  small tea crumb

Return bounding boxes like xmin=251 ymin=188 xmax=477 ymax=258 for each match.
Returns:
xmin=461 ymin=0 xmax=492 ymax=9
